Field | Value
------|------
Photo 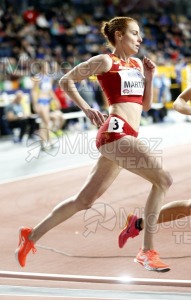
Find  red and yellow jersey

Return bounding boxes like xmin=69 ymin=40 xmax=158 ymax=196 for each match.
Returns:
xmin=97 ymin=54 xmax=145 ymax=106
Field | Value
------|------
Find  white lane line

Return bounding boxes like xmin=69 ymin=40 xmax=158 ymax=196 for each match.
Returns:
xmin=0 ymin=271 xmax=191 ymax=288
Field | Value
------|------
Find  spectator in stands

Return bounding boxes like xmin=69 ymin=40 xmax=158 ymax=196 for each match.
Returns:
xmin=49 ymin=92 xmax=65 ymax=136
xmin=1 ymin=0 xmax=191 ymax=131
xmin=148 ymin=72 xmax=170 ymax=123
xmin=54 ymin=81 xmax=72 ymax=112
xmin=54 ymin=80 xmax=83 ymax=130
xmin=5 ymin=90 xmax=37 ymax=143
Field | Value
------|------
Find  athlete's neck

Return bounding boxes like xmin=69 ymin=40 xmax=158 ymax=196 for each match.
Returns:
xmin=112 ymin=52 xmax=130 ymax=63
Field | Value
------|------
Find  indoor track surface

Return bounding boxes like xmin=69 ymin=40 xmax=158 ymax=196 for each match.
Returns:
xmin=1 ymin=111 xmax=191 ymax=299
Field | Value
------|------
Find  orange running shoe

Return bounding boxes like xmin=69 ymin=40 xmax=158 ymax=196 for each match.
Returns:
xmin=15 ymin=227 xmax=36 ymax=267
xmin=134 ymin=248 xmax=170 ymax=272
xmin=118 ymin=214 xmax=140 ymax=248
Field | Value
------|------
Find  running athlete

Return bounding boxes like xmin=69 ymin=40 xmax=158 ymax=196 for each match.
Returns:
xmin=32 ymin=60 xmax=62 ymax=150
xmin=16 ymin=16 xmax=174 ymax=272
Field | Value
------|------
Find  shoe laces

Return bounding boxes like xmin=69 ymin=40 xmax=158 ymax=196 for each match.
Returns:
xmin=31 ymin=244 xmax=37 ymax=254
xmin=24 ymin=239 xmax=37 ymax=255
xmin=29 ymin=239 xmax=37 ymax=254
xmin=146 ymin=250 xmax=160 ymax=261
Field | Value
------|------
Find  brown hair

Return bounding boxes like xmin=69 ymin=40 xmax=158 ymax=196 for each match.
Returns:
xmin=101 ymin=16 xmax=138 ymax=47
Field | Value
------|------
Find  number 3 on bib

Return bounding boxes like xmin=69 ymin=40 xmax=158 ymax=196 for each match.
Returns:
xmin=108 ymin=117 xmax=124 ymax=133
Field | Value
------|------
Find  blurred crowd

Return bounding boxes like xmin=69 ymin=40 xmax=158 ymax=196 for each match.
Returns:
xmin=0 ymin=0 xmax=191 ymax=66
xmin=0 ymin=0 xmax=191 ymax=140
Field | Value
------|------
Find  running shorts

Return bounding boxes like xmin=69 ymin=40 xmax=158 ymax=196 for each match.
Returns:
xmin=96 ymin=114 xmax=138 ymax=149
xmin=38 ymin=98 xmax=51 ymax=105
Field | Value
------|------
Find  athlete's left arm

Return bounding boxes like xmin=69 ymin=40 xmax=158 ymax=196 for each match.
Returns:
xmin=134 ymin=57 xmax=156 ymax=111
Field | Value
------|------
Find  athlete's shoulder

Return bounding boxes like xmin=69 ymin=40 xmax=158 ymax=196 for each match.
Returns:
xmin=90 ymin=54 xmax=112 ymax=64
xmin=89 ymin=54 xmax=113 ymax=74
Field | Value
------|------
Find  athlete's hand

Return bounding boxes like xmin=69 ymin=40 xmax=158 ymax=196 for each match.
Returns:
xmin=143 ymin=56 xmax=156 ymax=80
xmin=84 ymin=108 xmax=108 ymax=127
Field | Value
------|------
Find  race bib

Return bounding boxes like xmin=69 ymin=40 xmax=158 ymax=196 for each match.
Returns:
xmin=108 ymin=117 xmax=124 ymax=133
xmin=118 ymin=69 xmax=144 ymax=96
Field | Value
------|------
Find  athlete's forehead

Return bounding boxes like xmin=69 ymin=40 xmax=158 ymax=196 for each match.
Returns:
xmin=127 ymin=21 xmax=140 ymax=33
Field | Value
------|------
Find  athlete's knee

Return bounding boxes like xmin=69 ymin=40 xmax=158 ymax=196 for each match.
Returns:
xmin=164 ymin=170 xmax=173 ymax=188
xmin=155 ymin=170 xmax=173 ymax=190
xmin=75 ymin=194 xmax=95 ymax=211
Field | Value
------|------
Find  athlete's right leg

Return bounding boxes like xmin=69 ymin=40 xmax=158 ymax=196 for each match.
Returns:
xmin=15 ymin=155 xmax=121 ymax=267
xmin=99 ymin=136 xmax=172 ymax=272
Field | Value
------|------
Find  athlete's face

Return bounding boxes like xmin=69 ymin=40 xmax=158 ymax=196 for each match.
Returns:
xmin=120 ymin=22 xmax=142 ymax=54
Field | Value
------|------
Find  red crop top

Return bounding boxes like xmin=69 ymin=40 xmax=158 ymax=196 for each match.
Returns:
xmin=97 ymin=54 xmax=145 ymax=106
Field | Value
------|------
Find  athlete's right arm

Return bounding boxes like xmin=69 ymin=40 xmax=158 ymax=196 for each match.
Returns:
xmin=173 ymin=86 xmax=191 ymax=115
xmin=59 ymin=54 xmax=112 ymax=126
